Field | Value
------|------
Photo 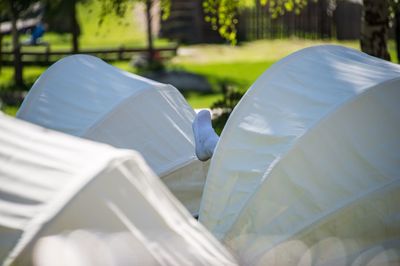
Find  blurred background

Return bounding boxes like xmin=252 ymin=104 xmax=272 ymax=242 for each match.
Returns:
xmin=0 ymin=0 xmax=398 ymax=132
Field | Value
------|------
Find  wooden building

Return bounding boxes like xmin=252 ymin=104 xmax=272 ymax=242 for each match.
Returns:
xmin=159 ymin=0 xmax=223 ymax=43
xmin=160 ymin=0 xmax=363 ymax=43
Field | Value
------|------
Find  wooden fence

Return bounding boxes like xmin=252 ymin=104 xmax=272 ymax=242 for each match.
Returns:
xmin=0 ymin=45 xmax=179 ymax=66
xmin=238 ymin=0 xmax=362 ymax=41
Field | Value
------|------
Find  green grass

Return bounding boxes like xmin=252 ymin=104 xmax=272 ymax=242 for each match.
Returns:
xmin=172 ymin=39 xmax=360 ymax=65
xmin=0 ymin=66 xmax=46 ymax=89
xmin=1 ymin=105 xmax=18 ymax=116
xmin=173 ymin=61 xmax=275 ymax=92
xmin=388 ymin=40 xmax=398 ymax=63
xmin=183 ymin=92 xmax=223 ymax=109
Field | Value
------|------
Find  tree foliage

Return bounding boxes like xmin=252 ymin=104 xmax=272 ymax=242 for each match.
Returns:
xmin=97 ymin=0 xmax=171 ymax=23
xmin=388 ymin=0 xmax=400 ymax=21
xmin=203 ymin=0 xmax=309 ymax=44
xmin=97 ymin=0 xmax=309 ymax=45
xmin=203 ymin=0 xmax=240 ymax=44
xmin=46 ymin=0 xmax=90 ymax=53
xmin=98 ymin=0 xmax=171 ymax=65
xmin=0 ymin=0 xmax=33 ymax=17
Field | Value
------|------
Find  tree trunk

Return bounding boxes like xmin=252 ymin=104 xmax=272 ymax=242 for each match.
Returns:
xmin=10 ymin=6 xmax=24 ymax=87
xmin=145 ymin=0 xmax=154 ymax=62
xmin=396 ymin=7 xmax=400 ymax=63
xmin=71 ymin=0 xmax=79 ymax=53
xmin=360 ymin=0 xmax=390 ymax=61
xmin=0 ymin=33 xmax=3 ymax=74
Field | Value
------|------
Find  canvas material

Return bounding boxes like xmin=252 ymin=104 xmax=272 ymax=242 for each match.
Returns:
xmin=199 ymin=45 xmax=400 ymax=239
xmin=223 ymin=80 xmax=400 ymax=265
xmin=16 ymin=55 xmax=207 ymax=216
xmin=0 ymin=113 xmax=237 ymax=266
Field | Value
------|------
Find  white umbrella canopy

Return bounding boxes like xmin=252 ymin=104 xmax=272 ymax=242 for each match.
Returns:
xmin=16 ymin=55 xmax=208 ymax=216
xmin=199 ymin=45 xmax=400 ymax=239
xmin=223 ymin=79 xmax=400 ymax=265
xmin=0 ymin=113 xmax=237 ymax=266
xmin=198 ymin=45 xmax=400 ymax=265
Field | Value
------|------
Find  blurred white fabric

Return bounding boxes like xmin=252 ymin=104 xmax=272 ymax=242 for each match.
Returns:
xmin=199 ymin=45 xmax=400 ymax=265
xmin=0 ymin=113 xmax=237 ymax=266
xmin=16 ymin=55 xmax=208 ymax=216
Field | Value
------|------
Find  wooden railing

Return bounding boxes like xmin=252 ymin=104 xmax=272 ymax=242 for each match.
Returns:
xmin=0 ymin=45 xmax=179 ymax=65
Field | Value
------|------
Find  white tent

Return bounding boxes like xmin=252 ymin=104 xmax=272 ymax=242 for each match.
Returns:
xmin=199 ymin=45 xmax=400 ymax=265
xmin=16 ymin=55 xmax=207 ymax=216
xmin=0 ymin=113 xmax=237 ymax=266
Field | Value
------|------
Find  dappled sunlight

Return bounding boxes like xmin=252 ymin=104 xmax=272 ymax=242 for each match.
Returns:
xmin=77 ymin=1 xmax=146 ymax=48
xmin=173 ymin=39 xmax=360 ymax=64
